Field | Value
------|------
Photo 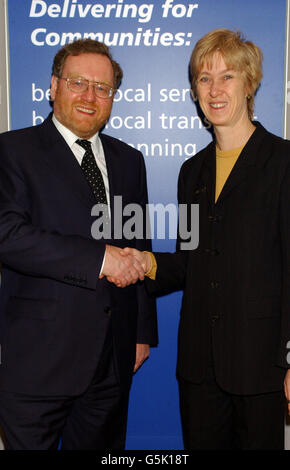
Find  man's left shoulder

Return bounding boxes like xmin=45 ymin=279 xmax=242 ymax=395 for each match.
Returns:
xmin=100 ymin=133 xmax=142 ymax=158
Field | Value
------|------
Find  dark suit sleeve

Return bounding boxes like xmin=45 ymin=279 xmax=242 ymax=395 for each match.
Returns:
xmin=134 ymin=152 xmax=158 ymax=345
xmin=145 ymin=160 xmax=189 ymax=296
xmin=0 ymin=137 xmax=104 ymax=290
xmin=277 ymin=160 xmax=290 ymax=368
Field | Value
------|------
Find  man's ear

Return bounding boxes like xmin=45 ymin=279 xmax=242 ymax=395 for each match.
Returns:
xmin=50 ymin=75 xmax=58 ymax=101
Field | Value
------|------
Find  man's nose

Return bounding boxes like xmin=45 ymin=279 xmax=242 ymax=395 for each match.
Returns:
xmin=81 ymin=84 xmax=96 ymax=101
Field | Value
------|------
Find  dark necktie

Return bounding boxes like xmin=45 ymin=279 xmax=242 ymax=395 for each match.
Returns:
xmin=76 ymin=139 xmax=107 ymax=205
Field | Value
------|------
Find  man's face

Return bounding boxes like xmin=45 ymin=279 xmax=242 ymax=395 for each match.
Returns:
xmin=50 ymin=53 xmax=114 ymax=138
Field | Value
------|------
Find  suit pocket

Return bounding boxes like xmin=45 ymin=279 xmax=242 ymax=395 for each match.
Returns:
xmin=6 ymin=296 xmax=57 ymax=321
xmin=247 ymin=296 xmax=281 ymax=319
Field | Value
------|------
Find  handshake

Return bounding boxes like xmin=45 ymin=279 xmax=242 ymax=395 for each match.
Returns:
xmin=100 ymin=245 xmax=152 ymax=287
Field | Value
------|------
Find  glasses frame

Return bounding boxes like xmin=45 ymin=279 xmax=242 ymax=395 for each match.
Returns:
xmin=59 ymin=76 xmax=115 ymax=99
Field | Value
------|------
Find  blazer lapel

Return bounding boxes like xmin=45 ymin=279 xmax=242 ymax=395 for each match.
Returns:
xmin=215 ymin=152 xmax=251 ymax=206
xmin=37 ymin=115 xmax=98 ymax=208
xmin=202 ymin=142 xmax=216 ymax=208
xmin=215 ymin=122 xmax=271 ymax=206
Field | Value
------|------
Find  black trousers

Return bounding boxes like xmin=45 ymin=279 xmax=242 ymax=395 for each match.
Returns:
xmin=179 ymin=365 xmax=285 ymax=450
xmin=0 ymin=327 xmax=130 ymax=450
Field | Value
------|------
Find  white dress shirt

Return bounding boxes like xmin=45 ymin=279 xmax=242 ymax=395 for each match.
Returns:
xmin=52 ymin=114 xmax=109 ymax=273
xmin=52 ymin=114 xmax=110 ymax=206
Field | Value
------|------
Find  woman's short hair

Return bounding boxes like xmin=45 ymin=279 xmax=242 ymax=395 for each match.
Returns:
xmin=190 ymin=28 xmax=263 ymax=119
xmin=52 ymin=39 xmax=123 ymax=89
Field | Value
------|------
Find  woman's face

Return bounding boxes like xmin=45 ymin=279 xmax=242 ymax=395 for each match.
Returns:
xmin=196 ymin=52 xmax=250 ymax=131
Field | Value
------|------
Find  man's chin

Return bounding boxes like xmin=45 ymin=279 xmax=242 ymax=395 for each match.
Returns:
xmin=72 ymin=124 xmax=102 ymax=139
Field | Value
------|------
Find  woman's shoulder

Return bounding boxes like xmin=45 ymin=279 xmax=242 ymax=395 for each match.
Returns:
xmin=180 ymin=139 xmax=214 ymax=173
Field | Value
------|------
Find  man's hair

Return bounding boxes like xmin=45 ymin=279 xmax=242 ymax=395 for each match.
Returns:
xmin=189 ymin=28 xmax=263 ymax=120
xmin=52 ymin=39 xmax=123 ymax=89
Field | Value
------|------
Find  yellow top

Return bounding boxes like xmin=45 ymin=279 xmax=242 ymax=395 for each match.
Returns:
xmin=215 ymin=146 xmax=243 ymax=202
xmin=146 ymin=145 xmax=244 ymax=280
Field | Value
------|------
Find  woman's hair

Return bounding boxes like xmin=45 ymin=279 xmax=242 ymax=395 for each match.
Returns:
xmin=190 ymin=28 xmax=263 ymax=119
xmin=52 ymin=39 xmax=123 ymax=89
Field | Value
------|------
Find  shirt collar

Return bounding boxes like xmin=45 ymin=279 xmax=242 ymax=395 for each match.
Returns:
xmin=52 ymin=114 xmax=99 ymax=150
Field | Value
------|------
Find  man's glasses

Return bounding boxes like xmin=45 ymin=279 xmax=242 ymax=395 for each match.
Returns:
xmin=59 ymin=77 xmax=115 ymax=98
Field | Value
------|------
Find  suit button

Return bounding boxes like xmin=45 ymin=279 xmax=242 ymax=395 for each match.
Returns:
xmin=194 ymin=185 xmax=207 ymax=195
xmin=210 ymin=281 xmax=219 ymax=288
xmin=211 ymin=314 xmax=220 ymax=324
xmin=104 ymin=306 xmax=112 ymax=316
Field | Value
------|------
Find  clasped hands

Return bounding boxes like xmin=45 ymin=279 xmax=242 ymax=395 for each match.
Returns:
xmin=100 ymin=245 xmax=151 ymax=288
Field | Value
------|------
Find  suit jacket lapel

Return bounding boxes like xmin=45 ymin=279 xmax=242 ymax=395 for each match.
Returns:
xmin=37 ymin=115 xmax=98 ymax=208
xmin=215 ymin=152 xmax=250 ymax=206
xmin=215 ymin=122 xmax=272 ymax=206
xmin=182 ymin=140 xmax=214 ymax=202
xmin=202 ymin=142 xmax=216 ymax=208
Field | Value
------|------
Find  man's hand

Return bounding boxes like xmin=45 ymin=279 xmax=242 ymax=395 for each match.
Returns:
xmin=284 ymin=369 xmax=290 ymax=415
xmin=100 ymin=245 xmax=145 ymax=288
xmin=134 ymin=344 xmax=150 ymax=373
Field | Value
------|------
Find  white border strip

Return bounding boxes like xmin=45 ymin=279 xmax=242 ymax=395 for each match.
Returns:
xmin=3 ymin=0 xmax=10 ymax=131
xmin=283 ymin=0 xmax=290 ymax=138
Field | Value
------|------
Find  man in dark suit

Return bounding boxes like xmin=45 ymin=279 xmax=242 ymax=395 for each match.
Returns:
xmin=0 ymin=39 xmax=157 ymax=450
